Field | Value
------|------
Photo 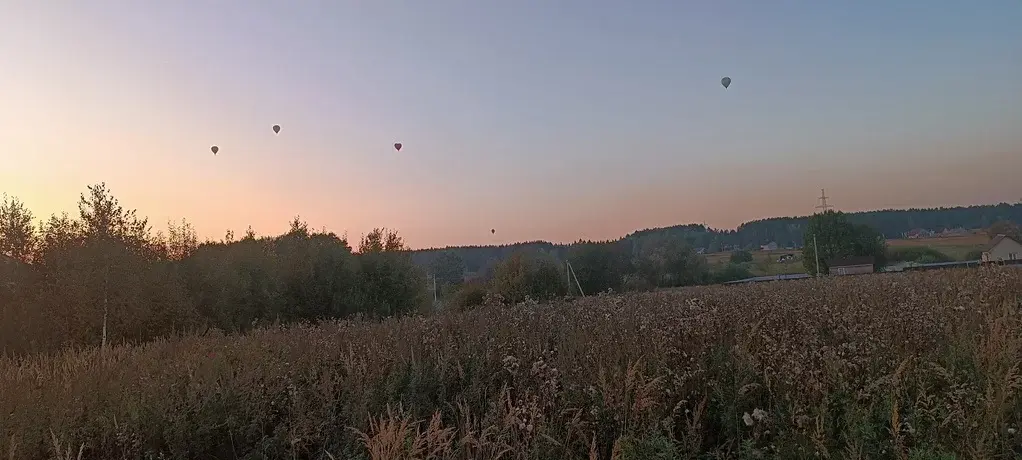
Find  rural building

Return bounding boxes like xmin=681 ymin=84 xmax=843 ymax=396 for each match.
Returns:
xmin=939 ymin=227 xmax=970 ymax=237
xmin=904 ymin=228 xmax=934 ymax=239
xmin=981 ymin=234 xmax=1022 ymax=263
xmin=760 ymin=242 xmax=778 ymax=251
xmin=827 ymin=256 xmax=875 ymax=276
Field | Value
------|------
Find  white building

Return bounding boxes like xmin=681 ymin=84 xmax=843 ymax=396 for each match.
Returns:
xmin=981 ymin=234 xmax=1022 ymax=263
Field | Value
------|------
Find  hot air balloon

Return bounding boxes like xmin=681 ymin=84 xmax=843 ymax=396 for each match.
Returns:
xmin=721 ymin=77 xmax=731 ymax=89
xmin=491 ymin=229 xmax=495 ymax=234
xmin=272 ymin=124 xmax=280 ymax=134
xmin=394 ymin=143 xmax=402 ymax=152
xmin=211 ymin=145 xmax=219 ymax=155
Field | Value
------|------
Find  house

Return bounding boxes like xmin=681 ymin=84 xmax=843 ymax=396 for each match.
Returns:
xmin=904 ymin=228 xmax=934 ymax=239
xmin=981 ymin=234 xmax=1022 ymax=263
xmin=939 ymin=227 xmax=970 ymax=237
xmin=760 ymin=242 xmax=778 ymax=251
xmin=827 ymin=256 xmax=875 ymax=276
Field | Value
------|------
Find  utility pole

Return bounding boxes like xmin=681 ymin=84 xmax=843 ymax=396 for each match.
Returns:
xmin=813 ymin=234 xmax=821 ymax=278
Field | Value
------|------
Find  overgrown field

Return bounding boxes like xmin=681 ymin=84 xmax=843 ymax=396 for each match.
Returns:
xmin=3 ymin=268 xmax=1022 ymax=459
xmin=886 ymin=234 xmax=990 ymax=261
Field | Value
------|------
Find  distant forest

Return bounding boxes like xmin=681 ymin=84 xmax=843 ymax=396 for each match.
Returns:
xmin=410 ymin=202 xmax=1022 ymax=275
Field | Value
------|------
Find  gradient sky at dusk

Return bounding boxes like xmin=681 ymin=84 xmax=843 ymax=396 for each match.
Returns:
xmin=2 ymin=1 xmax=1021 ymax=248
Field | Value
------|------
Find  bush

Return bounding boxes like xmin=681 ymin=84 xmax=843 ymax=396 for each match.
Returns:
xmin=964 ymin=249 xmax=984 ymax=261
xmin=729 ymin=250 xmax=754 ymax=264
xmin=490 ymin=252 xmax=567 ymax=304
xmin=887 ymin=246 xmax=953 ymax=264
xmin=448 ymin=280 xmax=488 ymax=310
xmin=711 ymin=263 xmax=753 ymax=283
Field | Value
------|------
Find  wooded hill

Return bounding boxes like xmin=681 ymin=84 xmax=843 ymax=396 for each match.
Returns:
xmin=410 ymin=202 xmax=1022 ymax=274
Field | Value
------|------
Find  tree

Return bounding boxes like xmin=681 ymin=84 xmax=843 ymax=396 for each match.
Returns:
xmin=490 ymin=252 xmax=566 ymax=304
xmin=359 ymin=228 xmax=405 ymax=254
xmin=0 ymin=194 xmax=36 ymax=263
xmin=242 ymin=226 xmax=257 ymax=241
xmin=287 ymin=215 xmax=310 ymax=238
xmin=711 ymin=263 xmax=753 ymax=284
xmin=355 ymin=228 xmax=427 ymax=315
xmin=631 ymin=233 xmax=709 ymax=288
xmin=987 ymin=220 xmax=1022 ymax=241
xmin=166 ymin=218 xmax=199 ymax=260
xmin=429 ymin=251 xmax=466 ymax=291
xmin=802 ymin=210 xmax=887 ymax=276
xmin=36 ymin=212 xmax=83 ymax=269
xmin=567 ymin=240 xmax=630 ymax=294
xmin=78 ymin=183 xmax=152 ymax=251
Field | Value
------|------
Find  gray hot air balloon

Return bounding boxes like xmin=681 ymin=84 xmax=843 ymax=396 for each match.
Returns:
xmin=721 ymin=77 xmax=732 ymax=89
xmin=211 ymin=145 xmax=219 ymax=155
xmin=272 ymin=124 xmax=280 ymax=134
xmin=394 ymin=142 xmax=402 ymax=152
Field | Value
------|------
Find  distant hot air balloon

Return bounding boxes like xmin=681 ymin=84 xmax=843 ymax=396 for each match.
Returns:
xmin=394 ymin=143 xmax=402 ymax=152
xmin=211 ymin=145 xmax=219 ymax=155
xmin=721 ymin=77 xmax=732 ymax=89
xmin=272 ymin=124 xmax=280 ymax=134
xmin=491 ymin=228 xmax=495 ymax=234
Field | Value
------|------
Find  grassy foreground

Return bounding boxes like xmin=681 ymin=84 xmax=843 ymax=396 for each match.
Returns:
xmin=3 ymin=269 xmax=1022 ymax=459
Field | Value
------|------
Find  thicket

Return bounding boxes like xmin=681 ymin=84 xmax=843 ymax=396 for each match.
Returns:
xmin=2 ymin=184 xmax=731 ymax=355
xmin=0 ymin=184 xmax=428 ymax=355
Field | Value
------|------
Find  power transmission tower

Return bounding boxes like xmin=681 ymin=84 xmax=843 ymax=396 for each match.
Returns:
xmin=815 ymin=188 xmax=833 ymax=212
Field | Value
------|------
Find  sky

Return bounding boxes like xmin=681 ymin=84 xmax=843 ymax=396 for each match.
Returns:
xmin=2 ymin=1 xmax=1021 ymax=249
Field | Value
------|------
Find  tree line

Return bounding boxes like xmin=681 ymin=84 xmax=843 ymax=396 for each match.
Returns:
xmin=1 ymin=184 xmax=433 ymax=355
xmin=1 ymin=184 xmax=743 ymax=356
xmin=4 ymin=184 xmax=1014 ymax=356
xmin=411 ymin=202 xmax=1022 ymax=271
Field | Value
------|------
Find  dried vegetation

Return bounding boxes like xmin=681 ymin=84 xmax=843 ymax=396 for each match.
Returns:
xmin=2 ymin=268 xmax=1022 ymax=459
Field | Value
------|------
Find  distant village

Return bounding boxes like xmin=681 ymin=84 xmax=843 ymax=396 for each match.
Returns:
xmin=723 ymin=228 xmax=1022 ymax=285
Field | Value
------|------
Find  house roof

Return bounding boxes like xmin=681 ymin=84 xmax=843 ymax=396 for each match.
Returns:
xmin=826 ymin=256 xmax=875 ymax=267
xmin=985 ymin=234 xmax=1020 ymax=252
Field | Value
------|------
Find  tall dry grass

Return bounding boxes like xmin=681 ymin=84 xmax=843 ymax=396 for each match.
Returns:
xmin=2 ymin=267 xmax=1021 ymax=459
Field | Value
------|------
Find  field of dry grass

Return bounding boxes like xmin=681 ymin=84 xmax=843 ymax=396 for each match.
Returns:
xmin=3 ymin=268 xmax=1022 ymax=459
xmin=705 ymin=249 xmax=805 ymax=276
xmin=887 ymin=234 xmax=991 ymax=260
